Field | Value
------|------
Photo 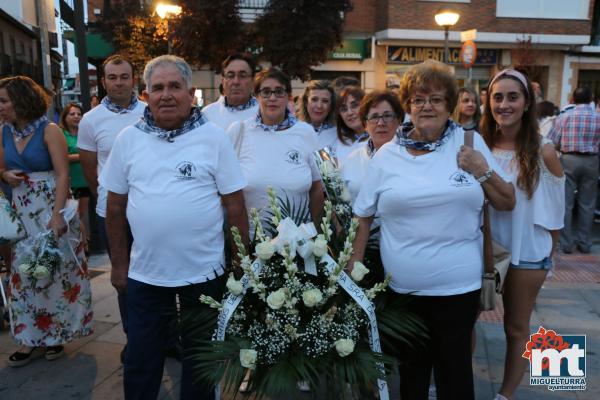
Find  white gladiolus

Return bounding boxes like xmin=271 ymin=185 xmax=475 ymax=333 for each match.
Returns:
xmin=302 ymin=288 xmax=323 ymax=308
xmin=351 ymin=261 xmax=370 ymax=282
xmin=226 ymin=274 xmax=243 ymax=295
xmin=266 ymin=289 xmax=286 ymax=310
xmin=256 ymin=241 xmax=275 ymax=261
xmin=32 ymin=265 xmax=50 ymax=279
xmin=334 ymin=338 xmax=355 ymax=357
xmin=239 ymin=349 xmax=257 ymax=369
xmin=312 ymin=236 xmax=328 ymax=257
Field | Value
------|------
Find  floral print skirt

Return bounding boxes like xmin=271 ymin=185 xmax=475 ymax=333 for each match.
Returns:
xmin=8 ymin=171 xmax=93 ymax=346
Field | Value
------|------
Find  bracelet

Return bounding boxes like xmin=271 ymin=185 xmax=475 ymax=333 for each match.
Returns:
xmin=476 ymin=169 xmax=493 ymax=183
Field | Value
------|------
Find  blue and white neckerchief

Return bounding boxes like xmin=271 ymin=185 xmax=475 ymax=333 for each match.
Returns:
xmin=254 ymin=111 xmax=298 ymax=132
xmin=224 ymin=96 xmax=257 ymax=112
xmin=395 ymin=119 xmax=455 ymax=151
xmin=355 ymin=131 xmax=369 ymax=142
xmin=136 ymin=106 xmax=207 ymax=142
xmin=366 ymin=138 xmax=376 ymax=158
xmin=102 ymin=95 xmax=139 ymax=114
xmin=314 ymin=122 xmax=333 ymax=133
xmin=8 ymin=116 xmax=48 ymax=142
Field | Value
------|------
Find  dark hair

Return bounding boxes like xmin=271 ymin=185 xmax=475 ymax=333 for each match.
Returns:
xmin=399 ymin=59 xmax=458 ymax=114
xmin=480 ymin=73 xmax=540 ymax=199
xmin=358 ymin=90 xmax=405 ymax=124
xmin=336 ymin=86 xmax=365 ymax=144
xmin=221 ymin=53 xmax=257 ymax=76
xmin=253 ymin=67 xmax=292 ymax=95
xmin=332 ymin=76 xmax=360 ymax=94
xmin=0 ymin=76 xmax=51 ymax=122
xmin=573 ymin=86 xmax=593 ymax=104
xmin=298 ymin=80 xmax=336 ymax=126
xmin=452 ymin=87 xmax=481 ymax=126
xmin=537 ymin=100 xmax=556 ymax=119
xmin=101 ymin=54 xmax=134 ymax=78
xmin=59 ymin=103 xmax=83 ymax=131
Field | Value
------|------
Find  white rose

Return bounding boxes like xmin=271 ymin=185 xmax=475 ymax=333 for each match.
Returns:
xmin=32 ymin=265 xmax=50 ymax=279
xmin=302 ymin=288 xmax=323 ymax=308
xmin=226 ymin=274 xmax=244 ymax=296
xmin=266 ymin=289 xmax=286 ymax=310
xmin=18 ymin=263 xmax=32 ymax=274
xmin=320 ymin=160 xmax=336 ymax=176
xmin=334 ymin=338 xmax=355 ymax=357
xmin=351 ymin=261 xmax=370 ymax=282
xmin=313 ymin=236 xmax=328 ymax=258
xmin=239 ymin=349 xmax=257 ymax=369
xmin=340 ymin=187 xmax=351 ymax=203
xmin=255 ymin=241 xmax=275 ymax=261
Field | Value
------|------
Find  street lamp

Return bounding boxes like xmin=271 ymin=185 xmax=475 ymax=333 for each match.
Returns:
xmin=435 ymin=9 xmax=460 ymax=64
xmin=155 ymin=3 xmax=182 ymax=54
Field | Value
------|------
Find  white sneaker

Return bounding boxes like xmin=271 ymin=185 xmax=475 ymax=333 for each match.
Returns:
xmin=428 ymin=384 xmax=437 ymax=399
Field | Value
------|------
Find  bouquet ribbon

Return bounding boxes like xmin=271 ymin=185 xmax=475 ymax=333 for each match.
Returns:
xmin=214 ymin=254 xmax=389 ymax=400
xmin=271 ymin=217 xmax=318 ymax=276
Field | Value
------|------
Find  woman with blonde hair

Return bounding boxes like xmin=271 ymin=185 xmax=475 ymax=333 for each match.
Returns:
xmin=452 ymin=86 xmax=481 ymax=132
xmin=298 ymin=80 xmax=337 ymax=150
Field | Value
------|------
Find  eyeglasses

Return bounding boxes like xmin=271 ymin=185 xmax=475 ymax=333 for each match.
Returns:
xmin=410 ymin=96 xmax=446 ymax=109
xmin=223 ymin=72 xmax=251 ymax=80
xmin=258 ymin=87 xmax=287 ymax=99
xmin=365 ymin=113 xmax=397 ymax=125
xmin=340 ymin=102 xmax=360 ymax=113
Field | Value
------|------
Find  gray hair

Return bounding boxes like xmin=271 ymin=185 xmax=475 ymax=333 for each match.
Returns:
xmin=143 ymin=55 xmax=193 ymax=90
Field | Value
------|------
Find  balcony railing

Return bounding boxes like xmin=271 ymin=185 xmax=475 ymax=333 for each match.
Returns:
xmin=239 ymin=0 xmax=268 ymax=22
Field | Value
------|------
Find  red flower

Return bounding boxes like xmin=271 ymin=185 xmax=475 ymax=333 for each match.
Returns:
xmin=34 ymin=313 xmax=53 ymax=331
xmin=82 ymin=311 xmax=93 ymax=326
xmin=522 ymin=326 xmax=570 ymax=370
xmin=63 ymin=284 xmax=81 ymax=303
xmin=14 ymin=323 xmax=26 ymax=334
xmin=11 ymin=273 xmax=21 ymax=290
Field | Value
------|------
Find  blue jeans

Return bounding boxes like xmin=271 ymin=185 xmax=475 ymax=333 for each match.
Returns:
xmin=124 ymin=275 xmax=224 ymax=400
xmin=510 ymin=256 xmax=553 ymax=271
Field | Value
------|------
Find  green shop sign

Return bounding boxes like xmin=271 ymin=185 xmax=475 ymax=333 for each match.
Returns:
xmin=328 ymin=39 xmax=369 ymax=60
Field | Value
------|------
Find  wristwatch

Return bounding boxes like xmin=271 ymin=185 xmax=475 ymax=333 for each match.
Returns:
xmin=476 ymin=169 xmax=493 ymax=183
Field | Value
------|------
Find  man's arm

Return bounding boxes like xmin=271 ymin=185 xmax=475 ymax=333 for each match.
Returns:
xmin=80 ymin=149 xmax=99 ymax=198
xmin=222 ymin=190 xmax=249 ymax=274
xmin=106 ymin=191 xmax=129 ymax=293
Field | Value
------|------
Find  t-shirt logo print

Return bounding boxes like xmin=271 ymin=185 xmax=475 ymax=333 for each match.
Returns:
xmin=449 ymin=170 xmax=473 ymax=187
xmin=175 ymin=161 xmax=196 ymax=181
xmin=286 ymin=150 xmax=301 ymax=165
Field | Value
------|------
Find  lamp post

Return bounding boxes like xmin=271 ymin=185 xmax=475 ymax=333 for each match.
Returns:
xmin=435 ymin=10 xmax=460 ymax=64
xmin=155 ymin=3 xmax=182 ymax=54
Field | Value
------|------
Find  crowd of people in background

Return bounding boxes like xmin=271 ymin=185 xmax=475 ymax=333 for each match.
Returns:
xmin=0 ymin=50 xmax=598 ymax=400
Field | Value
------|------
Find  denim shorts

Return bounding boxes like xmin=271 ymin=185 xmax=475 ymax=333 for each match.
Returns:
xmin=510 ymin=256 xmax=553 ymax=271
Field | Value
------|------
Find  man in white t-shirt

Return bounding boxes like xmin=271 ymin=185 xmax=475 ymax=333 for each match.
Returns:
xmin=202 ymin=53 xmax=259 ymax=130
xmin=77 ymin=54 xmax=145 ymax=361
xmin=100 ymin=55 xmax=248 ymax=400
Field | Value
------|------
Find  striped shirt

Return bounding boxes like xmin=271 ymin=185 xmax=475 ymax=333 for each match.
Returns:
xmin=548 ymin=104 xmax=600 ymax=154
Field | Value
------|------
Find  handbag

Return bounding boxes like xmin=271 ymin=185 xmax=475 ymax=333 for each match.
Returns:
xmin=463 ymin=131 xmax=511 ymax=311
xmin=0 ymin=191 xmax=25 ymax=244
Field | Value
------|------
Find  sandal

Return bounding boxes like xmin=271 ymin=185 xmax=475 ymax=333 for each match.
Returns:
xmin=45 ymin=345 xmax=64 ymax=361
xmin=7 ymin=347 xmax=44 ymax=367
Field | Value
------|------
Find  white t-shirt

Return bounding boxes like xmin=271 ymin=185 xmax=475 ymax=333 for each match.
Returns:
xmin=332 ymin=136 xmax=367 ymax=171
xmin=203 ymin=96 xmax=259 ymax=131
xmin=354 ymin=127 xmax=508 ymax=296
xmin=77 ymin=101 xmax=146 ymax=217
xmin=315 ymin=126 xmax=338 ymax=151
xmin=226 ymin=119 xmax=320 ymax=235
xmin=339 ymin=142 xmax=369 ymax=203
xmin=490 ymin=138 xmax=565 ymax=264
xmin=99 ymin=121 xmax=246 ymax=287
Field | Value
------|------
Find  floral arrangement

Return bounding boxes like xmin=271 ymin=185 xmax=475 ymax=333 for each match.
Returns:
xmin=314 ymin=148 xmax=353 ymax=231
xmin=15 ymin=230 xmax=62 ymax=284
xmin=191 ymin=188 xmax=423 ymax=399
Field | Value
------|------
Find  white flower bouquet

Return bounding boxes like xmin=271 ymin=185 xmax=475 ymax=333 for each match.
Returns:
xmin=192 ymin=188 xmax=424 ymax=399
xmin=15 ymin=230 xmax=62 ymax=285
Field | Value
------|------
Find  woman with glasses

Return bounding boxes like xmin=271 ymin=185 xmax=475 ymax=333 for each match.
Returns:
xmin=481 ymin=70 xmax=564 ymax=400
xmin=227 ymin=67 xmax=324 ymax=235
xmin=452 ymin=87 xmax=481 ymax=132
xmin=298 ymin=80 xmax=338 ymax=150
xmin=332 ymin=86 xmax=368 ymax=169
xmin=349 ymin=60 xmax=515 ymax=399
xmin=339 ymin=90 xmax=404 ymax=202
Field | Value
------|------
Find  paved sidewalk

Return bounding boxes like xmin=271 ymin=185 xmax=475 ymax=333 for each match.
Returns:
xmin=1 ymin=227 xmax=599 ymax=399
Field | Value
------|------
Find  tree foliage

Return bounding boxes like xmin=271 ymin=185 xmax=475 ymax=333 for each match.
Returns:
xmin=97 ymin=0 xmax=353 ymax=80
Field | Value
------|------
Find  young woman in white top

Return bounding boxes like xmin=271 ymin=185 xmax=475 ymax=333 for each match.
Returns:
xmin=340 ymin=90 xmax=404 ymax=203
xmin=350 ymin=60 xmax=515 ymax=400
xmin=298 ymin=80 xmax=338 ymax=150
xmin=452 ymin=87 xmax=481 ymax=132
xmin=332 ymin=86 xmax=368 ymax=168
xmin=227 ymin=68 xmax=324 ymax=237
xmin=480 ymin=69 xmax=565 ymax=400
